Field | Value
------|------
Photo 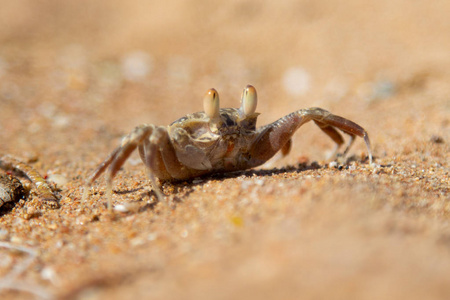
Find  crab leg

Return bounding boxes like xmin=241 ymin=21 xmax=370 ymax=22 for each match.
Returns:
xmin=248 ymin=107 xmax=372 ymax=167
xmin=137 ymin=138 xmax=165 ymax=202
xmin=313 ymin=119 xmax=356 ymax=159
xmin=139 ymin=137 xmax=171 ymax=181
xmin=83 ymin=125 xmax=155 ymax=210
xmin=140 ymin=127 xmax=208 ymax=181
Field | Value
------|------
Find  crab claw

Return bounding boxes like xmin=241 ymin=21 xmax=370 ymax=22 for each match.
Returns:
xmin=240 ymin=85 xmax=258 ymax=116
xmin=203 ymin=88 xmax=220 ymax=120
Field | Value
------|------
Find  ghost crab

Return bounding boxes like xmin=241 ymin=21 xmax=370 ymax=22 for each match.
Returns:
xmin=84 ymin=85 xmax=372 ymax=209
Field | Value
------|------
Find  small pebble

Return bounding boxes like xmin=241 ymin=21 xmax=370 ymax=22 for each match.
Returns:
xmin=114 ymin=204 xmax=129 ymax=213
xmin=430 ymin=135 xmax=444 ymax=144
xmin=41 ymin=267 xmax=59 ymax=285
xmin=130 ymin=237 xmax=146 ymax=247
xmin=114 ymin=202 xmax=140 ymax=213
xmin=328 ymin=161 xmax=338 ymax=168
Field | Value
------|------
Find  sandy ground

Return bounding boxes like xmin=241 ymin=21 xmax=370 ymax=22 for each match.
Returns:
xmin=0 ymin=0 xmax=449 ymax=299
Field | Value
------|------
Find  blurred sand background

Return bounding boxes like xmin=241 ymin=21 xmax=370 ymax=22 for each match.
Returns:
xmin=0 ymin=0 xmax=449 ymax=299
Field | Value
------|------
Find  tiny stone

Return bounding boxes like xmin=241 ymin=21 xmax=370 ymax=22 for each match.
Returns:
xmin=114 ymin=202 xmax=140 ymax=213
xmin=328 ymin=161 xmax=338 ymax=168
xmin=130 ymin=237 xmax=146 ymax=247
xmin=41 ymin=267 xmax=58 ymax=284
xmin=114 ymin=204 xmax=129 ymax=213
xmin=430 ymin=135 xmax=444 ymax=144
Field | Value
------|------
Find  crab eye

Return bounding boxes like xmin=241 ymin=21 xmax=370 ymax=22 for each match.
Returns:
xmin=240 ymin=85 xmax=257 ymax=116
xmin=203 ymin=88 xmax=220 ymax=119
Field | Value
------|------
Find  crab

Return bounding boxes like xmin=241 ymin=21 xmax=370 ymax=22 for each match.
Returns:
xmin=84 ymin=85 xmax=372 ymax=209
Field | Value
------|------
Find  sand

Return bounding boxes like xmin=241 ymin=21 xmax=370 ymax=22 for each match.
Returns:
xmin=0 ymin=0 xmax=449 ymax=299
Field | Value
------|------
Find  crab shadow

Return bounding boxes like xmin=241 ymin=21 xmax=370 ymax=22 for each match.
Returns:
xmin=112 ymin=162 xmax=324 ymax=213
xmin=210 ymin=161 xmax=323 ymax=180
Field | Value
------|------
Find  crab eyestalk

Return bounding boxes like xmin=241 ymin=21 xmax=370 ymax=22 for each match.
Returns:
xmin=203 ymin=88 xmax=220 ymax=120
xmin=240 ymin=85 xmax=258 ymax=116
